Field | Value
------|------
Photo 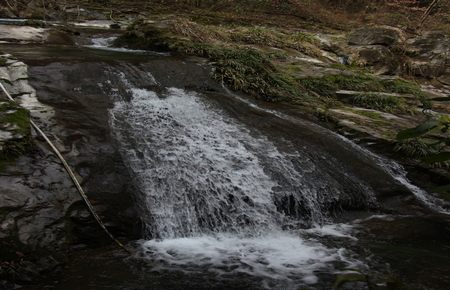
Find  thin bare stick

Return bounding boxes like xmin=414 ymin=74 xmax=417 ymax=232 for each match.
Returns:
xmin=417 ymin=0 xmax=440 ymax=29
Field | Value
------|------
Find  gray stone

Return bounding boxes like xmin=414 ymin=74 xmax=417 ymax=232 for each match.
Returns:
xmin=355 ymin=45 xmax=394 ymax=65
xmin=0 ymin=186 xmax=30 ymax=209
xmin=16 ymin=208 xmax=65 ymax=248
xmin=348 ymin=26 xmax=405 ymax=46
xmin=406 ymin=31 xmax=450 ymax=58
xmin=8 ymin=62 xmax=28 ymax=81
xmin=4 ymin=79 xmax=35 ymax=96
xmin=0 ymin=66 xmax=11 ymax=82
xmin=408 ymin=59 xmax=447 ymax=78
xmin=438 ymin=70 xmax=450 ymax=86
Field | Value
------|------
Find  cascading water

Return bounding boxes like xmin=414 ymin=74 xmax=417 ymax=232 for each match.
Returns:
xmin=106 ymin=72 xmax=376 ymax=287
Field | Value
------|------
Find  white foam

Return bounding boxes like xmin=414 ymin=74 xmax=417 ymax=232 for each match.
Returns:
xmin=86 ymin=37 xmax=169 ymax=55
xmin=138 ymin=231 xmax=359 ymax=286
xmin=303 ymin=224 xmax=357 ymax=240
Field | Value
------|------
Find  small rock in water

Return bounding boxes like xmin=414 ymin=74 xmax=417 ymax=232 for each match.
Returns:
xmin=110 ymin=23 xmax=121 ymax=30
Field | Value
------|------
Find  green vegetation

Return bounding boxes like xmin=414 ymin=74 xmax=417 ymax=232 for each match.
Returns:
xmin=350 ymin=108 xmax=384 ymax=121
xmin=0 ymin=102 xmax=32 ymax=170
xmin=396 ymin=116 xmax=450 ymax=167
xmin=299 ymin=74 xmax=425 ymax=97
xmin=229 ymin=27 xmax=321 ymax=57
xmin=0 ymin=102 xmax=30 ymax=136
xmin=395 ymin=138 xmax=437 ymax=158
xmin=116 ymin=20 xmax=305 ymax=101
xmin=352 ymin=93 xmax=410 ymax=113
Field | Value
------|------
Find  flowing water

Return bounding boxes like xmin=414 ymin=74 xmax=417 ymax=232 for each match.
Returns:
xmin=108 ymin=81 xmax=367 ymax=287
xmin=3 ymin=37 xmax=450 ymax=289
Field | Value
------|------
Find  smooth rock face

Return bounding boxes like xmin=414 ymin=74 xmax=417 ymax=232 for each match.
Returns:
xmin=348 ymin=26 xmax=405 ymax=46
xmin=0 ymin=54 xmax=80 ymax=284
xmin=0 ymin=154 xmax=81 ymax=282
xmin=406 ymin=31 xmax=450 ymax=78
xmin=0 ymin=67 xmax=10 ymax=82
xmin=355 ymin=45 xmax=394 ymax=65
xmin=0 ymin=25 xmax=46 ymax=43
xmin=8 ymin=62 xmax=29 ymax=81
xmin=438 ymin=69 xmax=450 ymax=86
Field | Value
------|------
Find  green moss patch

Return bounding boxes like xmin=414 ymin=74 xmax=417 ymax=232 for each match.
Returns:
xmin=0 ymin=102 xmax=32 ymax=168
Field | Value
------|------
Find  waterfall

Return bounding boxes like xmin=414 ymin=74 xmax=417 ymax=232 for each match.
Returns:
xmin=106 ymin=72 xmax=374 ymax=287
xmin=109 ymin=84 xmax=377 ymax=238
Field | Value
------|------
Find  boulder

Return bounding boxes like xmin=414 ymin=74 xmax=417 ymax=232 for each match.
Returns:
xmin=7 ymin=62 xmax=28 ymax=82
xmin=406 ymin=31 xmax=449 ymax=58
xmin=348 ymin=26 xmax=405 ymax=47
xmin=3 ymin=79 xmax=35 ymax=96
xmin=349 ymin=45 xmax=399 ymax=75
xmin=408 ymin=59 xmax=447 ymax=78
xmin=45 ymin=30 xmax=75 ymax=45
xmin=0 ymin=67 xmax=11 ymax=83
xmin=438 ymin=69 xmax=450 ymax=86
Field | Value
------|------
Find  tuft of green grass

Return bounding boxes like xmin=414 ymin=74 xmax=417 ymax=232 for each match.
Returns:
xmin=229 ymin=26 xmax=320 ymax=56
xmin=395 ymin=138 xmax=436 ymax=158
xmin=299 ymin=74 xmax=427 ymax=104
xmin=172 ymin=41 xmax=299 ymax=100
xmin=352 ymin=93 xmax=410 ymax=113
xmin=299 ymin=74 xmax=382 ymax=97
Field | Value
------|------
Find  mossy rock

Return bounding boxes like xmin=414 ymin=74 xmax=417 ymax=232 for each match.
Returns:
xmin=0 ymin=101 xmax=32 ymax=170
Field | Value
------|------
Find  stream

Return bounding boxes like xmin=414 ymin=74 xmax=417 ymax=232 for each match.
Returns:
xmin=1 ymin=35 xmax=450 ymax=290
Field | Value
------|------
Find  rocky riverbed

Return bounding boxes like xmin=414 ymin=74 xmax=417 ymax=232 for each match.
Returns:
xmin=0 ymin=1 xmax=449 ymax=289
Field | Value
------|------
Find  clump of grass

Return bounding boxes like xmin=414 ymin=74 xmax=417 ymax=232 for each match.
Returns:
xmin=299 ymin=74 xmax=382 ymax=97
xmin=381 ymin=78 xmax=421 ymax=95
xmin=299 ymin=74 xmax=427 ymax=104
xmin=169 ymin=18 xmax=227 ymax=43
xmin=172 ymin=41 xmax=298 ymax=100
xmin=395 ymin=138 xmax=450 ymax=168
xmin=395 ymin=138 xmax=436 ymax=158
xmin=0 ymin=102 xmax=32 ymax=166
xmin=115 ymin=21 xmax=300 ymax=101
xmin=229 ymin=26 xmax=320 ymax=56
xmin=352 ymin=93 xmax=410 ymax=113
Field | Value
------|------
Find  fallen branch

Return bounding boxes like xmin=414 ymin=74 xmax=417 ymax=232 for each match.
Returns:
xmin=417 ymin=0 xmax=440 ymax=30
